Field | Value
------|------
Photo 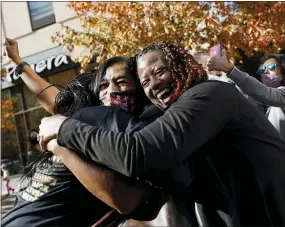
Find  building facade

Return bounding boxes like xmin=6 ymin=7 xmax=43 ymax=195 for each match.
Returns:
xmin=1 ymin=2 xmax=91 ymax=164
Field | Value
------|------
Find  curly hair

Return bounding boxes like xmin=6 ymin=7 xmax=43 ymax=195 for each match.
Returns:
xmin=137 ymin=41 xmax=208 ymax=98
xmin=22 ymin=72 xmax=97 ymax=180
xmin=54 ymin=71 xmax=98 ymax=117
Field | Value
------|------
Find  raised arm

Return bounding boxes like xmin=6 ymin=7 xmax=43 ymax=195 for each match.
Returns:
xmin=207 ymin=49 xmax=285 ymax=107
xmin=47 ymin=139 xmax=150 ymax=215
xmin=227 ymin=67 xmax=285 ymax=107
xmin=4 ymin=38 xmax=59 ymax=114
xmin=52 ymin=82 xmax=235 ymax=178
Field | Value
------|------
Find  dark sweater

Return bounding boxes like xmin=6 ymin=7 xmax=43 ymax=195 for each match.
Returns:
xmin=58 ymin=80 xmax=285 ymax=225
xmin=2 ymin=105 xmax=166 ymax=226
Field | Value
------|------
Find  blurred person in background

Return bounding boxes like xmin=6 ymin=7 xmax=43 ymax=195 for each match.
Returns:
xmin=208 ymin=51 xmax=285 ymax=140
xmin=195 ymin=52 xmax=266 ymax=113
xmin=1 ymin=165 xmax=15 ymax=196
xmin=27 ymin=129 xmax=41 ymax=164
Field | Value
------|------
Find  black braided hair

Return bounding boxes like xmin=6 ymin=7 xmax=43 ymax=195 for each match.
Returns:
xmin=54 ymin=72 xmax=98 ymax=116
xmin=137 ymin=41 xmax=208 ymax=99
xmin=22 ymin=72 xmax=97 ymax=180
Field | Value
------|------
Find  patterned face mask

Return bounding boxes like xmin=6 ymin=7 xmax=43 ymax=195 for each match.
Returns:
xmin=109 ymin=90 xmax=136 ymax=113
xmin=261 ymin=73 xmax=284 ymax=88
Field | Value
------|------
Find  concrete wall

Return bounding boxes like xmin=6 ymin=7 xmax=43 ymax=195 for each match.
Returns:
xmin=1 ymin=2 xmax=81 ymax=58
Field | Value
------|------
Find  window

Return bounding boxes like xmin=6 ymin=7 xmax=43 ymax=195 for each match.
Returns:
xmin=48 ymin=68 xmax=77 ymax=87
xmin=28 ymin=2 xmax=55 ymax=30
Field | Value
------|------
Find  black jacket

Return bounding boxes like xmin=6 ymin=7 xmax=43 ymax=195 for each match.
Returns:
xmin=58 ymin=81 xmax=285 ymax=225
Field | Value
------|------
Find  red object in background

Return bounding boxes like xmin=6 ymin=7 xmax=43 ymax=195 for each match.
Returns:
xmin=209 ymin=44 xmax=222 ymax=57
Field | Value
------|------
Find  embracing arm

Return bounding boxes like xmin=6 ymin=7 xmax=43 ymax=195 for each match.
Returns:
xmin=5 ymin=38 xmax=59 ymax=114
xmin=57 ymin=82 xmax=236 ymax=177
xmin=51 ymin=143 xmax=150 ymax=215
xmin=228 ymin=67 xmax=285 ymax=107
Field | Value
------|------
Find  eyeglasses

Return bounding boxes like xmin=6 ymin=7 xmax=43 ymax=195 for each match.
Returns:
xmin=257 ymin=63 xmax=280 ymax=74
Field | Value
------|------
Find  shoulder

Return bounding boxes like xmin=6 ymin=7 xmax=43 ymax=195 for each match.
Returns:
xmin=166 ymin=81 xmax=239 ymax=116
xmin=71 ymin=106 xmax=127 ymax=125
xmin=72 ymin=106 xmax=124 ymax=119
xmin=71 ymin=105 xmax=135 ymax=129
xmin=139 ymin=104 xmax=164 ymax=121
xmin=179 ymin=80 xmax=237 ymax=100
xmin=277 ymin=86 xmax=285 ymax=90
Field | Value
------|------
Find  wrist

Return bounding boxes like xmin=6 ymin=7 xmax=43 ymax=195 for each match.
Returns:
xmin=53 ymin=146 xmax=70 ymax=156
xmin=225 ymin=64 xmax=234 ymax=74
xmin=52 ymin=146 xmax=63 ymax=156
xmin=14 ymin=57 xmax=23 ymax=65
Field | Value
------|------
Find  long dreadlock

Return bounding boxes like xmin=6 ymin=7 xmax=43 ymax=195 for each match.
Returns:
xmin=137 ymin=41 xmax=208 ymax=99
xmin=22 ymin=72 xmax=97 ymax=180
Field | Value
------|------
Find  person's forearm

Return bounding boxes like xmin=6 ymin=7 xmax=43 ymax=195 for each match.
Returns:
xmin=14 ymin=57 xmax=59 ymax=114
xmin=228 ymin=67 xmax=285 ymax=107
xmin=57 ymin=84 xmax=235 ymax=179
xmin=53 ymin=146 xmax=150 ymax=215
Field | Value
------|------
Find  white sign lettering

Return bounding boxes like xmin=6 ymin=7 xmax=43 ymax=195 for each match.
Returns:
xmin=35 ymin=60 xmax=46 ymax=73
xmin=3 ymin=54 xmax=69 ymax=84
xmin=54 ymin=54 xmax=68 ymax=67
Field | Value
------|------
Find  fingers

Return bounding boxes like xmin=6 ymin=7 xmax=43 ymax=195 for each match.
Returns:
xmin=4 ymin=39 xmax=9 ymax=46
xmin=207 ymin=57 xmax=215 ymax=71
xmin=6 ymin=38 xmax=16 ymax=45
xmin=37 ymin=134 xmax=41 ymax=142
xmin=39 ymin=135 xmax=46 ymax=151
xmin=222 ymin=49 xmax=227 ymax=59
xmin=2 ymin=46 xmax=7 ymax=56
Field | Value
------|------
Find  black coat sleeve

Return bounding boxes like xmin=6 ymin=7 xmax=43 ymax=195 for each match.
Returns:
xmin=57 ymin=82 xmax=236 ymax=177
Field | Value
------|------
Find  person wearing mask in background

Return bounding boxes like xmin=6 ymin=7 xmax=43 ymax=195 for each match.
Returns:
xmin=26 ymin=129 xmax=41 ymax=164
xmin=39 ymin=41 xmax=285 ymax=226
xmin=1 ymin=165 xmax=15 ymax=196
xmin=195 ymin=52 xmax=266 ymax=113
xmin=208 ymin=51 xmax=285 ymax=140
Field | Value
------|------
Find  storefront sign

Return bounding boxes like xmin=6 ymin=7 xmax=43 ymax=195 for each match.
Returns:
xmin=4 ymin=54 xmax=69 ymax=83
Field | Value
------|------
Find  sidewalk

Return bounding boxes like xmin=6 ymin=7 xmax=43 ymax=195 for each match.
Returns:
xmin=1 ymin=194 xmax=17 ymax=218
xmin=1 ymin=174 xmax=28 ymax=217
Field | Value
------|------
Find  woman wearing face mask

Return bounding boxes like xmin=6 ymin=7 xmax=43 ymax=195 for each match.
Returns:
xmin=41 ymin=41 xmax=285 ymax=226
xmin=3 ymin=38 xmax=148 ymax=226
xmin=3 ymin=38 xmax=192 ymax=226
xmin=207 ymin=51 xmax=285 ymax=140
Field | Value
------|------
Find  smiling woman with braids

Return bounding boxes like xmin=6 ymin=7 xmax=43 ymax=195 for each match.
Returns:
xmin=136 ymin=41 xmax=208 ymax=109
xmin=40 ymin=41 xmax=285 ymax=226
xmin=4 ymin=38 xmax=193 ymax=226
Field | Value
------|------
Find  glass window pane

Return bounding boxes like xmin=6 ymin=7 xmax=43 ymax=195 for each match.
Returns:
xmin=28 ymin=2 xmax=55 ymax=30
xmin=10 ymin=85 xmax=24 ymax=112
xmin=28 ymin=2 xmax=54 ymax=21
xmin=14 ymin=113 xmax=28 ymax=166
xmin=25 ymin=107 xmax=51 ymax=130
xmin=48 ymin=68 xmax=77 ymax=87
xmin=1 ymin=90 xmax=19 ymax=160
xmin=22 ymin=84 xmax=38 ymax=110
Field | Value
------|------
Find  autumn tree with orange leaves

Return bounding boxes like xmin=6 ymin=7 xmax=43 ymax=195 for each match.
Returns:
xmin=1 ymin=95 xmax=19 ymax=154
xmin=52 ymin=2 xmax=285 ymax=71
xmin=1 ymin=97 xmax=17 ymax=130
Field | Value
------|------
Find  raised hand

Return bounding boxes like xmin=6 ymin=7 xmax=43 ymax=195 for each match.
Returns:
xmin=4 ymin=38 xmax=22 ymax=64
xmin=39 ymin=115 xmax=68 ymax=151
xmin=207 ymin=49 xmax=234 ymax=73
